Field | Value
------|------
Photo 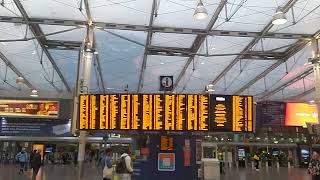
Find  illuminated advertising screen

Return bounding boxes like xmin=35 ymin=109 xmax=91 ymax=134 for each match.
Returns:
xmin=79 ymin=94 xmax=253 ymax=133
xmin=285 ymin=103 xmax=318 ymax=127
xmin=0 ymin=100 xmax=59 ymax=118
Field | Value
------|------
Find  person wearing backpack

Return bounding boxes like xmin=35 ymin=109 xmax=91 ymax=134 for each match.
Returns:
xmin=103 ymin=148 xmax=113 ymax=180
xmin=116 ymin=148 xmax=133 ymax=180
xmin=16 ymin=148 xmax=28 ymax=174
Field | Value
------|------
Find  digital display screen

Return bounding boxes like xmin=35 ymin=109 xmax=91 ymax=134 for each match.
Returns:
xmin=79 ymin=94 xmax=253 ymax=133
xmin=210 ymin=95 xmax=253 ymax=132
xmin=285 ymin=103 xmax=318 ymax=127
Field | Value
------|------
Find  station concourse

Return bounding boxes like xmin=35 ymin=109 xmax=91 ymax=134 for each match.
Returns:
xmin=0 ymin=0 xmax=320 ymax=180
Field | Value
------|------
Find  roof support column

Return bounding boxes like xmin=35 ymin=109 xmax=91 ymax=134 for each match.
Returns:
xmin=72 ymin=24 xmax=94 ymax=179
xmin=310 ymin=38 xmax=320 ymax=124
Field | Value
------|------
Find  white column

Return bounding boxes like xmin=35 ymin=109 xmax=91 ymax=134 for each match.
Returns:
xmin=72 ymin=24 xmax=94 ymax=180
xmin=312 ymin=38 xmax=320 ymax=124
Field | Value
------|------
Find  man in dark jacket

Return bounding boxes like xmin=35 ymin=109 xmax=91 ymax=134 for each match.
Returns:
xmin=30 ymin=150 xmax=42 ymax=180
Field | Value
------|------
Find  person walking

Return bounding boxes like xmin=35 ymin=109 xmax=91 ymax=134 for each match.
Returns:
xmin=103 ymin=148 xmax=113 ymax=180
xmin=116 ymin=148 xmax=133 ymax=180
xmin=308 ymin=151 xmax=320 ymax=180
xmin=253 ymin=153 xmax=260 ymax=171
xmin=30 ymin=150 xmax=42 ymax=180
xmin=16 ymin=148 xmax=28 ymax=174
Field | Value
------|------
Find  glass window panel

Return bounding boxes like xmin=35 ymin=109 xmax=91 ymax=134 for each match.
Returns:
xmin=151 ymin=33 xmax=196 ymax=48
xmin=40 ymin=25 xmax=85 ymax=41
xmin=90 ymin=0 xmax=152 ymax=25
xmin=252 ymin=38 xmax=297 ymax=52
xmin=0 ymin=0 xmax=21 ymax=17
xmin=21 ymin=0 xmax=86 ymax=20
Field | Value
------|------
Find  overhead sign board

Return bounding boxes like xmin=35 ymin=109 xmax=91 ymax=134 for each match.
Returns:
xmin=0 ymin=100 xmax=59 ymax=118
xmin=79 ymin=94 xmax=253 ymax=133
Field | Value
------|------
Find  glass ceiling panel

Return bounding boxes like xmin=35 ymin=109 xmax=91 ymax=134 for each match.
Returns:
xmin=252 ymin=38 xmax=297 ymax=52
xmin=95 ymin=29 xmax=146 ymax=92
xmin=198 ymin=36 xmax=253 ymax=55
xmin=21 ymin=0 xmax=86 ymax=20
xmin=151 ymin=33 xmax=197 ymax=48
xmin=270 ymin=0 xmax=320 ymax=34
xmin=142 ymin=55 xmax=186 ymax=93
xmin=246 ymin=46 xmax=312 ymax=97
xmin=89 ymin=0 xmax=153 ymax=26
xmin=216 ymin=59 xmax=275 ymax=94
xmin=0 ymin=59 xmax=22 ymax=91
xmin=177 ymin=55 xmax=237 ymax=93
xmin=154 ymin=0 xmax=219 ymax=29
xmin=49 ymin=50 xmax=78 ymax=88
xmin=40 ymin=25 xmax=85 ymax=41
xmin=0 ymin=0 xmax=21 ymax=17
xmin=269 ymin=73 xmax=314 ymax=100
xmin=213 ymin=0 xmax=288 ymax=32
xmin=0 ymin=26 xmax=63 ymax=91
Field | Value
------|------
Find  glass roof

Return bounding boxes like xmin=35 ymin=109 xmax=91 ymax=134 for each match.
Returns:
xmin=0 ymin=0 xmax=317 ymax=101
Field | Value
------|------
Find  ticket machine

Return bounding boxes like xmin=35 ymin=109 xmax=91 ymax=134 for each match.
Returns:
xmin=201 ymin=142 xmax=220 ymax=180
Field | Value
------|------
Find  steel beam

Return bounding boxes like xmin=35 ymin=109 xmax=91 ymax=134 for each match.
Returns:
xmin=234 ymin=40 xmax=309 ymax=94
xmin=13 ymin=0 xmax=71 ymax=92
xmin=259 ymin=68 xmax=313 ymax=99
xmin=44 ymin=40 xmax=82 ymax=50
xmin=137 ymin=0 xmax=157 ymax=92
xmin=235 ymin=29 xmax=320 ymax=95
xmin=287 ymin=87 xmax=315 ymax=100
xmin=207 ymin=0 xmax=299 ymax=90
xmin=172 ymin=0 xmax=228 ymax=92
xmin=0 ymin=51 xmax=34 ymax=89
xmin=0 ymin=16 xmax=312 ymax=39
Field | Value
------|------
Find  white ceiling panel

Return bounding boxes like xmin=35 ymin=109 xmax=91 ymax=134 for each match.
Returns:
xmin=151 ymin=33 xmax=196 ymax=48
xmin=89 ymin=0 xmax=153 ymax=26
xmin=21 ymin=0 xmax=86 ymax=20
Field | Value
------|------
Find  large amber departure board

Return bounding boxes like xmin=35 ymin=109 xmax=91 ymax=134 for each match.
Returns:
xmin=79 ymin=94 xmax=252 ymax=132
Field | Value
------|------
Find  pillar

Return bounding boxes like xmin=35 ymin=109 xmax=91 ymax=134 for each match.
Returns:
xmin=311 ymin=38 xmax=320 ymax=124
xmin=72 ymin=24 xmax=94 ymax=180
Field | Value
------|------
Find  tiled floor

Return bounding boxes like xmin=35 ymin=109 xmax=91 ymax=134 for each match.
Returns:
xmin=0 ymin=164 xmax=312 ymax=180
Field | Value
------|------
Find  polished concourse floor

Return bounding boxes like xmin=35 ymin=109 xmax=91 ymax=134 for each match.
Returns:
xmin=0 ymin=164 xmax=312 ymax=180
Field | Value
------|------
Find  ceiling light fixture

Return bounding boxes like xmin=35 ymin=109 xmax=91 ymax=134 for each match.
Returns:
xmin=16 ymin=77 xmax=25 ymax=85
xmin=272 ymin=8 xmax=287 ymax=25
xmin=194 ymin=0 xmax=208 ymax=20
xmin=30 ymin=89 xmax=38 ymax=97
xmin=32 ymin=50 xmax=37 ymax=55
xmin=206 ymin=84 xmax=215 ymax=92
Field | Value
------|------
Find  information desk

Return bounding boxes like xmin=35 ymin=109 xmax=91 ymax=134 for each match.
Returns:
xmin=79 ymin=94 xmax=253 ymax=133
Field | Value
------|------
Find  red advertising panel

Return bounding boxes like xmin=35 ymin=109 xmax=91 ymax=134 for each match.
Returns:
xmin=0 ymin=100 xmax=59 ymax=118
xmin=285 ymin=103 xmax=318 ymax=127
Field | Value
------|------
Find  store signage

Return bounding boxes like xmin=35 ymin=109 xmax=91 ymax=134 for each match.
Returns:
xmin=0 ymin=100 xmax=59 ymax=118
xmin=79 ymin=94 xmax=253 ymax=132
xmin=158 ymin=153 xmax=175 ymax=171
xmin=160 ymin=136 xmax=174 ymax=151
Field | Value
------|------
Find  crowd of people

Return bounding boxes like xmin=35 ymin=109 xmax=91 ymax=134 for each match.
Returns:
xmin=15 ymin=148 xmax=42 ymax=180
xmin=13 ymin=147 xmax=134 ymax=180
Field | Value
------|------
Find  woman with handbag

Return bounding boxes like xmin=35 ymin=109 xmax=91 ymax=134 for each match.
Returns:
xmin=103 ymin=148 xmax=113 ymax=180
xmin=308 ymin=150 xmax=320 ymax=180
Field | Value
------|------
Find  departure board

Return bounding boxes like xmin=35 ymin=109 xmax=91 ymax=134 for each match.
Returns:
xmin=210 ymin=95 xmax=253 ymax=132
xmin=79 ymin=94 xmax=253 ymax=132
